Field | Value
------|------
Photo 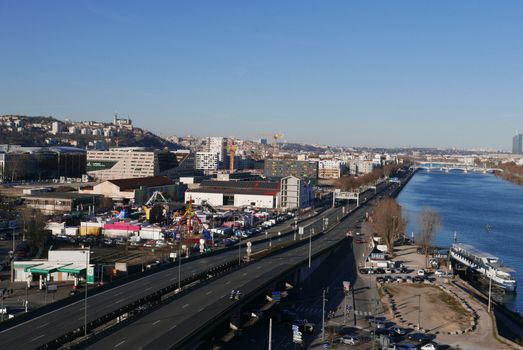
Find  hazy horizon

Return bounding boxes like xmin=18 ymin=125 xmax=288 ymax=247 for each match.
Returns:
xmin=1 ymin=1 xmax=522 ymax=150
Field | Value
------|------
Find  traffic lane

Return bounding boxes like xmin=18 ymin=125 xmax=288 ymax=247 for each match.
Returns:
xmin=0 ymin=209 xmax=336 ymax=348
xmin=87 ymin=260 xmax=295 ymax=350
xmin=88 ymin=211 xmax=364 ymax=349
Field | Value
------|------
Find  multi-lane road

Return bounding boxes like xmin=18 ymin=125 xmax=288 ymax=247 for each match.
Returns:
xmin=0 ymin=195 xmax=362 ymax=349
xmin=84 ymin=180 xmax=406 ymax=350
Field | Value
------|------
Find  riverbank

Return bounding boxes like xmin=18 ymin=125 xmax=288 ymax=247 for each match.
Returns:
xmin=495 ymin=163 xmax=523 ymax=186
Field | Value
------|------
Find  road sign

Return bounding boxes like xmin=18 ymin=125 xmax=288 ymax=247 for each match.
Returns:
xmin=292 ymin=325 xmax=299 ymax=331
xmin=298 ymin=226 xmax=304 ymax=235
xmin=271 ymin=291 xmax=281 ymax=301
xmin=246 ymin=241 xmax=252 ymax=247
xmin=323 ymin=342 xmax=330 ymax=349
xmin=346 ymin=304 xmax=353 ymax=312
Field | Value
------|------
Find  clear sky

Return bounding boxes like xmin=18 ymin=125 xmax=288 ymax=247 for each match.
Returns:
xmin=1 ymin=1 xmax=522 ymax=150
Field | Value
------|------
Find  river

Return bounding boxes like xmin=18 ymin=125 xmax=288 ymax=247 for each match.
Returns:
xmin=396 ymin=169 xmax=523 ymax=313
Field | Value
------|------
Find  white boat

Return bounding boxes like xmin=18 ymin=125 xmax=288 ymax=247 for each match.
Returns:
xmin=450 ymin=243 xmax=517 ymax=292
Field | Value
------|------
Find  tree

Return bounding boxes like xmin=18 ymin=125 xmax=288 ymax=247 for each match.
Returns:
xmin=21 ymin=207 xmax=48 ymax=256
xmin=370 ymin=198 xmax=406 ymax=255
xmin=416 ymin=208 xmax=441 ymax=268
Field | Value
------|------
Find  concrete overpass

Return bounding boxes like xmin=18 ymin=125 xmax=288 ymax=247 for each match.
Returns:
xmin=415 ymin=161 xmax=502 ymax=174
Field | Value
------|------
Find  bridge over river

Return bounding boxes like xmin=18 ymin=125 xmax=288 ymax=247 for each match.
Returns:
xmin=415 ymin=161 xmax=502 ymax=174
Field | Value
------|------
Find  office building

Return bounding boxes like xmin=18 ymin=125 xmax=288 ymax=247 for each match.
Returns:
xmin=318 ymin=160 xmax=347 ymax=179
xmin=264 ymin=159 xmax=318 ymax=184
xmin=279 ymin=176 xmax=313 ymax=209
xmin=86 ymin=148 xmax=178 ymax=181
xmin=208 ymin=136 xmax=227 ymax=165
xmin=195 ymin=152 xmax=219 ymax=173
xmin=512 ymin=134 xmax=523 ymax=154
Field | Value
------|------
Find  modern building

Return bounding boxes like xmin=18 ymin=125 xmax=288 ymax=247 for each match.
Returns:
xmin=512 ymin=133 xmax=523 ymax=154
xmin=0 ymin=146 xmax=86 ymax=182
xmin=186 ymin=180 xmax=281 ymax=208
xmin=279 ymin=176 xmax=313 ymax=209
xmin=348 ymin=160 xmax=374 ymax=175
xmin=80 ymin=176 xmax=184 ymax=205
xmin=86 ymin=148 xmax=178 ymax=181
xmin=51 ymin=121 xmax=63 ymax=134
xmin=318 ymin=160 xmax=347 ymax=179
xmin=23 ymin=192 xmax=102 ymax=215
xmin=208 ymin=137 xmax=227 ymax=165
xmin=195 ymin=152 xmax=219 ymax=173
xmin=264 ymin=159 xmax=319 ymax=184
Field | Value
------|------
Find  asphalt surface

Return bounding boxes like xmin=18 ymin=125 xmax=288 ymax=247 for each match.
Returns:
xmin=84 ymin=182 xmax=403 ymax=350
xmin=0 ymin=199 xmax=358 ymax=349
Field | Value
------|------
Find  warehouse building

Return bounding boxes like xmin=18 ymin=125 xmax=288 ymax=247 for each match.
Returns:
xmin=23 ymin=192 xmax=102 ymax=215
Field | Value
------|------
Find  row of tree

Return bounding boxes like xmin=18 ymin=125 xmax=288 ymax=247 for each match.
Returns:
xmin=368 ymin=197 xmax=441 ymax=266
xmin=495 ymin=162 xmax=523 ymax=185
xmin=335 ymin=164 xmax=403 ymax=191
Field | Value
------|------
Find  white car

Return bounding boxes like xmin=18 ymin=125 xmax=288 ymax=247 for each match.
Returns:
xmin=341 ymin=335 xmax=359 ymax=345
xmin=421 ymin=343 xmax=437 ymax=350
xmin=434 ymin=270 xmax=445 ymax=277
xmin=417 ymin=269 xmax=426 ymax=276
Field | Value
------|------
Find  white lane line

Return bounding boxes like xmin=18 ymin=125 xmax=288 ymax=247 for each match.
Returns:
xmin=31 ymin=334 xmax=45 ymax=342
xmin=152 ymin=320 xmax=161 ymax=326
xmin=242 ymin=273 xmax=247 ymax=276
xmin=225 ymin=280 xmax=231 ymax=285
xmin=170 ymin=277 xmax=176 ymax=281
xmin=145 ymin=287 xmax=152 ymax=291
xmin=182 ymin=303 xmax=189 ymax=309
xmin=142 ymin=281 xmax=151 ymax=286
xmin=199 ymin=307 xmax=205 ymax=312
xmin=114 ymin=292 xmax=123 ymax=296
xmin=37 ymin=322 xmax=49 ymax=329
xmin=256 ymin=266 xmax=262 ymax=269
xmin=205 ymin=290 xmax=213 ymax=295
xmin=169 ymin=324 xmax=177 ymax=330
xmin=114 ymin=340 xmax=126 ymax=348
xmin=115 ymin=298 xmax=125 ymax=304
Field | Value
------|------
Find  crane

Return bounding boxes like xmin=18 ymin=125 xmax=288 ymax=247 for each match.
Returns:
xmin=227 ymin=138 xmax=238 ymax=173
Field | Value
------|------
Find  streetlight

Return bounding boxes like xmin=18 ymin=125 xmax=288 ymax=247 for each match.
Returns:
xmin=293 ymin=218 xmax=298 ymax=240
xmin=238 ymin=233 xmax=242 ymax=265
xmin=308 ymin=228 xmax=313 ymax=268
xmin=84 ymin=247 xmax=90 ymax=338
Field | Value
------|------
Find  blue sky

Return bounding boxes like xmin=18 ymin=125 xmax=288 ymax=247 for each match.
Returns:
xmin=1 ymin=1 xmax=522 ymax=149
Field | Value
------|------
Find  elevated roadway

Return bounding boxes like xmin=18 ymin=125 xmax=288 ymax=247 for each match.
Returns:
xmin=82 ymin=180 xmax=406 ymax=350
xmin=0 ymin=191 xmax=371 ymax=349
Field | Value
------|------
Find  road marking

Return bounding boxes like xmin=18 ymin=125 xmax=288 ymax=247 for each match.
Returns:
xmin=145 ymin=287 xmax=152 ymax=291
xmin=242 ymin=272 xmax=247 ymax=276
xmin=31 ymin=334 xmax=45 ymax=342
xmin=182 ymin=303 xmax=189 ymax=309
xmin=152 ymin=320 xmax=161 ymax=326
xmin=170 ymin=277 xmax=176 ymax=281
xmin=37 ymin=322 xmax=49 ymax=329
xmin=115 ymin=292 xmax=123 ymax=296
xmin=142 ymin=281 xmax=151 ymax=286
xmin=115 ymin=298 xmax=125 ymax=304
xmin=225 ymin=280 xmax=231 ymax=285
xmin=256 ymin=266 xmax=262 ymax=270
xmin=114 ymin=340 xmax=126 ymax=348
xmin=199 ymin=307 xmax=205 ymax=312
xmin=205 ymin=290 xmax=213 ymax=295
xmin=169 ymin=324 xmax=177 ymax=330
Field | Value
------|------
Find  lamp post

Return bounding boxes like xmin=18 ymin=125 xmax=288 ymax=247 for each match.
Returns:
xmin=84 ymin=247 xmax=90 ymax=337
xmin=308 ymin=228 xmax=313 ymax=268
xmin=294 ymin=218 xmax=298 ymax=240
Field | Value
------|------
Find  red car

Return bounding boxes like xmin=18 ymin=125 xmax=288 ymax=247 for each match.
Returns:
xmin=355 ymin=238 xmax=366 ymax=244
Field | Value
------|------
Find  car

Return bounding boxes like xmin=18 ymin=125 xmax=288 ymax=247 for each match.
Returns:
xmin=355 ymin=238 xmax=365 ymax=244
xmin=341 ymin=335 xmax=359 ymax=345
xmin=421 ymin=343 xmax=437 ymax=350
xmin=397 ymin=344 xmax=418 ymax=350
xmin=407 ymin=332 xmax=431 ymax=342
xmin=376 ymin=268 xmax=385 ymax=274
xmin=143 ymin=240 xmax=155 ymax=247
xmin=389 ymin=325 xmax=406 ymax=335
xmin=417 ymin=269 xmax=425 ymax=276
xmin=434 ymin=270 xmax=445 ymax=278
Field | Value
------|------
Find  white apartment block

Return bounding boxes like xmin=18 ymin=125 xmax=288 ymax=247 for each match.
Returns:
xmin=208 ymin=137 xmax=227 ymax=163
xmin=195 ymin=152 xmax=219 ymax=172
xmin=318 ymin=160 xmax=347 ymax=179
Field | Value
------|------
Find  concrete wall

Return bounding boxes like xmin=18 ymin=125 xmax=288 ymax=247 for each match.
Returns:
xmin=186 ymin=192 xmax=224 ymax=206
xmin=233 ymin=194 xmax=276 ymax=209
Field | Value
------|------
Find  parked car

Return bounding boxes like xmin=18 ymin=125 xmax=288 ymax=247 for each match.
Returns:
xmin=389 ymin=325 xmax=406 ymax=335
xmin=143 ymin=240 xmax=155 ymax=247
xmin=341 ymin=335 xmax=359 ymax=345
xmin=435 ymin=270 xmax=446 ymax=278
xmin=417 ymin=269 xmax=426 ymax=277
xmin=421 ymin=343 xmax=437 ymax=350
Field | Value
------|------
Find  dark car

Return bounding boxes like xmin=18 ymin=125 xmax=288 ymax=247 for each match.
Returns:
xmin=407 ymin=332 xmax=431 ymax=342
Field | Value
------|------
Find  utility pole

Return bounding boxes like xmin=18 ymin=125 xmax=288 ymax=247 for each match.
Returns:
xmin=308 ymin=229 xmax=312 ymax=268
xmin=294 ymin=218 xmax=298 ymax=240
xmin=178 ymin=243 xmax=182 ymax=290
xmin=322 ymin=289 xmax=326 ymax=342
xmin=417 ymin=294 xmax=421 ymax=330
xmin=268 ymin=317 xmax=272 ymax=350
xmin=238 ymin=234 xmax=242 ymax=265
xmin=84 ymin=248 xmax=89 ymax=338
xmin=488 ymin=275 xmax=492 ymax=313
xmin=343 ymin=293 xmax=347 ymax=325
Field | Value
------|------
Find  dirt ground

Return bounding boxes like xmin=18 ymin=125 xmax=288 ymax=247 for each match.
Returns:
xmin=382 ymin=284 xmax=469 ymax=334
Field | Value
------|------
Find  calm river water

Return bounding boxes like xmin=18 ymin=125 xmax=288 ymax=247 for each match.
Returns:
xmin=396 ymin=170 xmax=523 ymax=313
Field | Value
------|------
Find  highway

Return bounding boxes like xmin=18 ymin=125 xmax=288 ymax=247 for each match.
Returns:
xmin=83 ymin=181 xmax=405 ymax=350
xmin=0 ymin=196 xmax=362 ymax=349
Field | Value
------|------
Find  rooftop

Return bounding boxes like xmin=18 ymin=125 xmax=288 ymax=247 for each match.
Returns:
xmin=106 ymin=176 xmax=175 ymax=191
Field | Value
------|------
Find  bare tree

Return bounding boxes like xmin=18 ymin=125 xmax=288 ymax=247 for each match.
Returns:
xmin=21 ymin=207 xmax=48 ymax=256
xmin=416 ymin=208 xmax=441 ymax=267
xmin=370 ymin=198 xmax=406 ymax=255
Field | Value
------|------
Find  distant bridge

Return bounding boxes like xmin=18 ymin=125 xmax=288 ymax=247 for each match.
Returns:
xmin=415 ymin=162 xmax=503 ymax=174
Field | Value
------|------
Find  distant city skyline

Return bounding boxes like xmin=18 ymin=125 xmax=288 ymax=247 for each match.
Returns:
xmin=1 ymin=1 xmax=523 ymax=150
